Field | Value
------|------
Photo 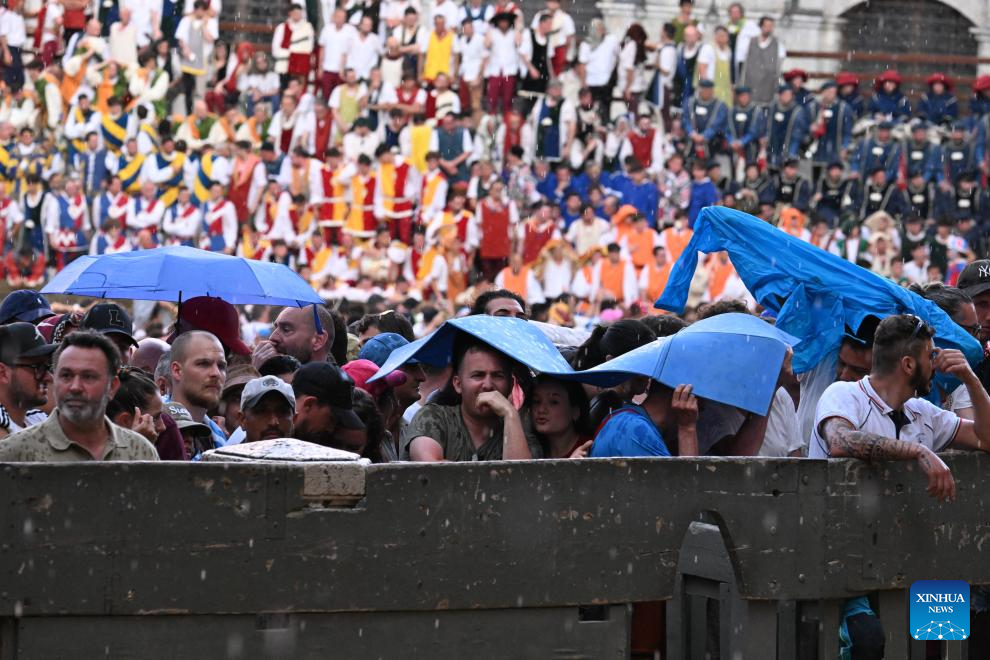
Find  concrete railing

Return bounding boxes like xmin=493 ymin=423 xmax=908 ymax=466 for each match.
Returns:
xmin=1 ymin=453 xmax=987 ymax=658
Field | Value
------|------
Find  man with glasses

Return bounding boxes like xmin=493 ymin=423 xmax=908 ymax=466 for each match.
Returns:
xmin=811 ymin=314 xmax=990 ymax=500
xmin=0 ymin=323 xmax=57 ymax=439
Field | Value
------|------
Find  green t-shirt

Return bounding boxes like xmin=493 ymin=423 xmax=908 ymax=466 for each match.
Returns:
xmin=401 ymin=402 xmax=543 ymax=461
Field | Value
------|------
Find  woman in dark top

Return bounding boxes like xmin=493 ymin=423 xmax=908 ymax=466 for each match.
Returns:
xmin=530 ymin=374 xmax=593 ymax=459
xmin=570 ymin=318 xmax=658 ymax=430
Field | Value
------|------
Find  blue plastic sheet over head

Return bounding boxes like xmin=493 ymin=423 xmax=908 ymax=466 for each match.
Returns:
xmin=654 ymin=207 xmax=983 ymax=373
xmin=556 ymin=312 xmax=798 ymax=415
xmin=369 ymin=316 xmax=575 ymax=382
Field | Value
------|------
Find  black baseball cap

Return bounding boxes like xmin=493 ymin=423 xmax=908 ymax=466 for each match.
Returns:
xmin=291 ymin=363 xmax=365 ymax=430
xmin=958 ymin=260 xmax=990 ymax=299
xmin=0 ymin=322 xmax=58 ymax=365
xmin=82 ymin=303 xmax=139 ymax=347
xmin=0 ymin=290 xmax=54 ymax=325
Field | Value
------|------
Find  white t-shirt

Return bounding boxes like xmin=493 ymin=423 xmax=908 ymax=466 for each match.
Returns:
xmin=618 ymin=40 xmax=648 ymax=94
xmin=809 ymin=376 xmax=961 ymax=458
xmin=0 ymin=404 xmax=47 ymax=436
xmin=695 ymin=43 xmax=716 ymax=82
xmin=761 ymin=387 xmax=803 ymax=457
xmin=485 ymin=28 xmax=520 ymax=78
xmin=428 ymin=0 xmax=460 ymax=29
xmin=578 ymin=35 xmax=620 ymax=88
xmin=456 ymin=33 xmax=487 ymax=83
xmin=349 ymin=32 xmax=383 ymax=80
xmin=943 ymin=382 xmax=972 ymax=413
xmin=319 ymin=23 xmax=358 ymax=73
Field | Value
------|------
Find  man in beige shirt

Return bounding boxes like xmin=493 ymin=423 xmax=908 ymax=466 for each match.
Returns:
xmin=0 ymin=331 xmax=158 ymax=462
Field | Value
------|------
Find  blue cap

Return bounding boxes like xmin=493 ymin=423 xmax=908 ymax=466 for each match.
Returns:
xmin=734 ymin=85 xmax=751 ymax=95
xmin=819 ymin=80 xmax=837 ymax=92
xmin=0 ymin=290 xmax=54 ymax=325
xmin=698 ymin=79 xmax=714 ymax=89
xmin=358 ymin=332 xmax=419 ymax=367
xmin=878 ymin=120 xmax=894 ymax=130
xmin=778 ymin=84 xmax=791 ymax=93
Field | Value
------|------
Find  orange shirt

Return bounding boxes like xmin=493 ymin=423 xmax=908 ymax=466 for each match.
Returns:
xmin=627 ymin=228 xmax=657 ymax=270
xmin=707 ymin=255 xmax=735 ymax=301
xmin=661 ymin=226 xmax=693 ymax=262
xmin=643 ymin=261 xmax=672 ymax=304
xmin=600 ymin=259 xmax=627 ymax=302
xmin=499 ymin=266 xmax=529 ymax=299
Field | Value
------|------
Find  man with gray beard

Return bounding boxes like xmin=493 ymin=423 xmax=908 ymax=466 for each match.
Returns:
xmin=0 ymin=331 xmax=158 ymax=461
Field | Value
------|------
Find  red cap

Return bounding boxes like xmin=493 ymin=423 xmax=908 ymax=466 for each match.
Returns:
xmin=926 ymin=72 xmax=952 ymax=89
xmin=874 ymin=69 xmax=902 ymax=90
xmin=975 ymin=75 xmax=990 ymax=93
xmin=783 ymin=68 xmax=808 ymax=82
xmin=835 ymin=71 xmax=859 ymax=88
xmin=341 ymin=359 xmax=406 ymax=399
xmin=166 ymin=296 xmax=251 ymax=355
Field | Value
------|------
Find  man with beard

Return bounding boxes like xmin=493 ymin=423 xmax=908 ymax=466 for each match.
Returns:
xmin=0 ymin=331 xmax=157 ymax=461
xmin=290 ymin=362 xmax=365 ymax=450
xmin=239 ymin=377 xmax=295 ymax=444
xmin=252 ymin=304 xmax=335 ymax=368
xmin=403 ymin=336 xmax=542 ymax=461
xmin=812 ymin=315 xmax=990 ymax=497
xmin=169 ymin=330 xmax=228 ymax=448
xmin=0 ymin=323 xmax=57 ymax=439
xmin=809 ymin=313 xmax=990 ymax=658
xmin=958 ymin=260 xmax=990 ymax=393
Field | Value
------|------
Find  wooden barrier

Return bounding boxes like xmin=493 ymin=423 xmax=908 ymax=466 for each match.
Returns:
xmin=0 ymin=453 xmax=987 ymax=658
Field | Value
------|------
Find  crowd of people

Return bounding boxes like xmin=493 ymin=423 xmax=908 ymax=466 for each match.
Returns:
xmin=1 ymin=256 xmax=990 ymax=653
xmin=0 ymin=0 xmax=989 ymax=323
xmin=2 ymin=0 xmax=990 ymax=652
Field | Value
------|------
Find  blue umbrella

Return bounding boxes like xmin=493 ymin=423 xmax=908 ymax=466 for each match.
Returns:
xmin=557 ymin=313 xmax=799 ymax=415
xmin=654 ymin=206 xmax=982 ymax=373
xmin=369 ymin=315 xmax=574 ymax=382
xmin=41 ymin=246 xmax=324 ymax=307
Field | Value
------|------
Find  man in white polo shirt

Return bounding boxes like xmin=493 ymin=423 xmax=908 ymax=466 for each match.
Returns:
xmin=812 ymin=314 xmax=990 ymax=502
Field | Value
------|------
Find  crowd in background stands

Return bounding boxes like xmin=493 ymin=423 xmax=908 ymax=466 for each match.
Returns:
xmin=2 ymin=0 xmax=990 ymax=327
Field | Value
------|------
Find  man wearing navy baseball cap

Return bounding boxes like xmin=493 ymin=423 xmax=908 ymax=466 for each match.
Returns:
xmin=0 ymin=290 xmax=54 ymax=325
xmin=0 ymin=323 xmax=57 ymax=438
xmin=290 ymin=362 xmax=364 ymax=450
xmin=82 ymin=303 xmax=139 ymax=364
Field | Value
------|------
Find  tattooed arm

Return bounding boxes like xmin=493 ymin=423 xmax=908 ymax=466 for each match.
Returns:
xmin=820 ymin=416 xmax=956 ymax=502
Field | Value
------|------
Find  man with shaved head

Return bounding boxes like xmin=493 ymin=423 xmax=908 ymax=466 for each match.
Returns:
xmin=131 ymin=338 xmax=171 ymax=375
xmin=169 ymin=330 xmax=228 ymax=449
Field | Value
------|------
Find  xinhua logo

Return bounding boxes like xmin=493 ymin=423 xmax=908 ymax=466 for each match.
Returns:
xmin=910 ymin=580 xmax=969 ymax=640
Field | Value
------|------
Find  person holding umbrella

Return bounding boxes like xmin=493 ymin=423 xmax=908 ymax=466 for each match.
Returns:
xmin=403 ymin=335 xmax=543 ymax=461
xmin=590 ymin=381 xmax=699 ymax=458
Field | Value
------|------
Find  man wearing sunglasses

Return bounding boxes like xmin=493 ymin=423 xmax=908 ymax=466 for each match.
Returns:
xmin=811 ymin=314 xmax=990 ymax=503
xmin=0 ymin=323 xmax=57 ymax=439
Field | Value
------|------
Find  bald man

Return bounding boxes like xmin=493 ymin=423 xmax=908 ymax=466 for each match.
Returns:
xmin=131 ymin=338 xmax=171 ymax=374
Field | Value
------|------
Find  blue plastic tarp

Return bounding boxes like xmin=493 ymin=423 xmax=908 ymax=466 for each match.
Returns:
xmin=654 ymin=207 xmax=983 ymax=373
